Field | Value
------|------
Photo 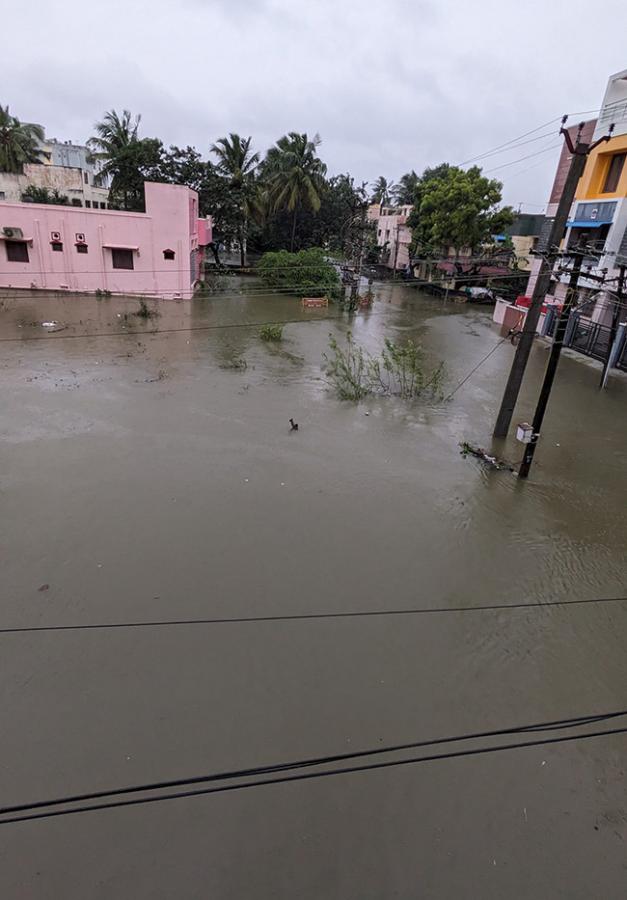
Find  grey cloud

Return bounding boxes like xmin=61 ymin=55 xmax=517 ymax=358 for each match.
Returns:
xmin=2 ymin=0 xmax=627 ymax=207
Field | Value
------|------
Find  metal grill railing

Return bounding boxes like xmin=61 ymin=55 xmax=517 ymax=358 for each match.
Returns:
xmin=568 ymin=319 xmax=613 ymax=361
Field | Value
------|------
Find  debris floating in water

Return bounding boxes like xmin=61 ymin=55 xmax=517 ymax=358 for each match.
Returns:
xmin=459 ymin=441 xmax=515 ymax=472
xmin=41 ymin=321 xmax=57 ymax=328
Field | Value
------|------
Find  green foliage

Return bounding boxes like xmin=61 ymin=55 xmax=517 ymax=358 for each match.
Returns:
xmin=210 ymin=134 xmax=260 ymax=265
xmin=323 ymin=333 xmax=371 ymax=400
xmin=257 ymin=248 xmax=341 ymax=299
xmin=370 ymin=176 xmax=395 ymax=206
xmin=262 ymin=133 xmax=327 ymax=251
xmin=259 ymin=323 xmax=284 ymax=342
xmin=21 ymin=185 xmax=69 ymax=205
xmin=392 ymin=170 xmax=419 ymax=205
xmin=250 ymin=173 xmax=367 ymax=256
xmin=407 ymin=164 xmax=514 ymax=255
xmin=323 ymin=333 xmax=445 ymax=402
xmin=0 ymin=104 xmax=44 ymax=173
xmin=370 ymin=338 xmax=446 ymax=400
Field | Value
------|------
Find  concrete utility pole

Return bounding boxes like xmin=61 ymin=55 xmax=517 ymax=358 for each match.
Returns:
xmin=493 ymin=118 xmax=613 ymax=438
xmin=518 ymin=245 xmax=585 ymax=478
xmin=350 ymin=200 xmax=367 ymax=310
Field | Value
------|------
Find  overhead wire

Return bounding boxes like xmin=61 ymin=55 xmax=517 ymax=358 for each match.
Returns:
xmin=2 ymin=713 xmax=626 ymax=825
xmin=0 ymin=595 xmax=625 ymax=636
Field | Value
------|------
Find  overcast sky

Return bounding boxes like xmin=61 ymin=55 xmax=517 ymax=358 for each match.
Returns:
xmin=3 ymin=0 xmax=627 ymax=211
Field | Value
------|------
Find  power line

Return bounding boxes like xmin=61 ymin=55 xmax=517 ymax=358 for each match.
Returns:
xmin=482 ymin=143 xmax=563 ymax=175
xmin=1 ymin=709 xmax=622 ymax=818
xmin=457 ymin=117 xmax=563 ymax=167
xmin=3 ymin=719 xmax=626 ymax=825
xmin=445 ymin=337 xmax=510 ymax=399
xmin=1 ymin=596 xmax=624 ymax=635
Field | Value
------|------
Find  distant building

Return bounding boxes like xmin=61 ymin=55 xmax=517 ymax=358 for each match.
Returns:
xmin=0 ymin=182 xmax=212 ymax=299
xmin=0 ymin=131 xmax=109 ymax=209
xmin=496 ymin=213 xmax=545 ymax=271
xmin=368 ymin=204 xmax=413 ymax=270
xmin=511 ymin=67 xmax=627 ymax=331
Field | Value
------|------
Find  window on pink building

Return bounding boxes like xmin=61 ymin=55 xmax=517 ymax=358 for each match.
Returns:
xmin=51 ymin=241 xmax=63 ymax=252
xmin=163 ymin=249 xmax=175 ymax=260
xmin=111 ymin=248 xmax=134 ymax=269
xmin=76 ymin=244 xmax=88 ymax=254
xmin=6 ymin=241 xmax=29 ymax=262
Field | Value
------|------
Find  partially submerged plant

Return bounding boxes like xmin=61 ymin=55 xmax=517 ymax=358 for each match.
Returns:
xmin=259 ymin=324 xmax=284 ymax=342
xmin=322 ymin=332 xmax=370 ymax=401
xmin=323 ymin=333 xmax=445 ymax=402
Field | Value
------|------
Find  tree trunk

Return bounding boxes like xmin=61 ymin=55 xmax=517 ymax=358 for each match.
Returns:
xmin=290 ymin=205 xmax=299 ymax=252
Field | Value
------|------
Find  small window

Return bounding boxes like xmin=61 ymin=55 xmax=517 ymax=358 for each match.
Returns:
xmin=100 ymin=202 xmax=106 ymax=209
xmin=602 ymin=153 xmax=626 ymax=193
xmin=0 ymin=191 xmax=5 ymax=200
xmin=71 ymin=198 xmax=82 ymax=207
xmin=163 ymin=249 xmax=175 ymax=260
xmin=76 ymin=243 xmax=88 ymax=254
xmin=111 ymin=248 xmax=134 ymax=269
xmin=6 ymin=240 xmax=29 ymax=262
xmin=83 ymin=171 xmax=89 ymax=184
xmin=51 ymin=241 xmax=63 ymax=252
xmin=85 ymin=200 xmax=91 ymax=208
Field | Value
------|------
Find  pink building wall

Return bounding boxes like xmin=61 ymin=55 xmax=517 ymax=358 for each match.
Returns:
xmin=0 ymin=182 xmax=212 ymax=299
xmin=369 ymin=204 xmax=413 ymax=270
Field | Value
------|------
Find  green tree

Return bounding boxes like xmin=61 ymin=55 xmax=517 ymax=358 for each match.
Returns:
xmin=257 ymin=247 xmax=341 ymax=298
xmin=210 ymin=133 xmax=260 ymax=266
xmin=0 ymin=104 xmax=44 ymax=173
xmin=393 ymin=170 xmax=419 ymax=205
xmin=88 ymin=109 xmax=152 ymax=210
xmin=106 ymin=137 xmax=164 ymax=211
xmin=407 ymin=164 xmax=513 ymax=256
xmin=370 ymin=176 xmax=394 ymax=207
xmin=263 ymin=132 xmax=327 ymax=251
xmin=21 ymin=185 xmax=69 ymax=205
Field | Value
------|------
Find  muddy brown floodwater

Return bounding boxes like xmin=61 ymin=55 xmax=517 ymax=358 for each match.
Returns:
xmin=0 ymin=282 xmax=626 ymax=899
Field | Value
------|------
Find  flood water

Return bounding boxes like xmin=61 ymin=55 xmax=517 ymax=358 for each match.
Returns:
xmin=1 ymin=282 xmax=626 ymax=898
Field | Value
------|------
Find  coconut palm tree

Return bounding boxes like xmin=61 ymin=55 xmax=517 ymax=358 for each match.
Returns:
xmin=210 ymin=133 xmax=260 ymax=266
xmin=370 ymin=176 xmax=394 ymax=208
xmin=88 ymin=109 xmax=142 ymax=207
xmin=0 ymin=105 xmax=44 ymax=173
xmin=393 ymin=170 xmax=419 ymax=205
xmin=264 ymin=132 xmax=327 ymax=251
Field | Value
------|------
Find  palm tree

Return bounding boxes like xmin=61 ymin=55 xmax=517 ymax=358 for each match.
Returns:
xmin=88 ymin=109 xmax=141 ymax=208
xmin=210 ymin=133 xmax=260 ymax=266
xmin=0 ymin=105 xmax=44 ymax=173
xmin=393 ymin=170 xmax=419 ymax=205
xmin=370 ymin=176 xmax=394 ymax=208
xmin=264 ymin=132 xmax=327 ymax=251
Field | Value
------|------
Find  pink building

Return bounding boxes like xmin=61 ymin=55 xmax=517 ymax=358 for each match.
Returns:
xmin=0 ymin=182 xmax=212 ymax=299
xmin=368 ymin=204 xmax=413 ymax=270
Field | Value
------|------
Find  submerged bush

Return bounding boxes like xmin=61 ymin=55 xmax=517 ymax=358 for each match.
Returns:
xmin=323 ymin=333 xmax=445 ymax=402
xmin=259 ymin=324 xmax=284 ymax=342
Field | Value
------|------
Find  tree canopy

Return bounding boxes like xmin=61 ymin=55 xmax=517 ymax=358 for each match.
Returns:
xmin=263 ymin=133 xmax=327 ymax=251
xmin=407 ymin=164 xmax=514 ymax=255
xmin=0 ymin=104 xmax=44 ymax=173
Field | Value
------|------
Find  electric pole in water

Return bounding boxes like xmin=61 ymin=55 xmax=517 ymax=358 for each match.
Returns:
xmin=493 ymin=118 xmax=613 ymax=438
xmin=518 ymin=245 xmax=585 ymax=478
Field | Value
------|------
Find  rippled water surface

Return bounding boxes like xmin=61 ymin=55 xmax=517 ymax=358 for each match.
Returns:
xmin=1 ymin=283 xmax=626 ymax=898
